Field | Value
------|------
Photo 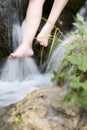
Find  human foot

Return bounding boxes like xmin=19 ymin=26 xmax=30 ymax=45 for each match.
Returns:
xmin=37 ymin=25 xmax=52 ymax=47
xmin=9 ymin=44 xmax=34 ymax=59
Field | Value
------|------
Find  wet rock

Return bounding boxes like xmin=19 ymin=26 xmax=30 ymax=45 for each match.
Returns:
xmin=81 ymin=126 xmax=87 ymax=130
xmin=77 ymin=109 xmax=87 ymax=130
xmin=0 ymin=87 xmax=87 ymax=130
xmin=9 ymin=87 xmax=80 ymax=130
xmin=0 ymin=105 xmax=14 ymax=130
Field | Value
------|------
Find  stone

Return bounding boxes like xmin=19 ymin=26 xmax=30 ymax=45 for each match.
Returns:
xmin=9 ymin=87 xmax=80 ymax=130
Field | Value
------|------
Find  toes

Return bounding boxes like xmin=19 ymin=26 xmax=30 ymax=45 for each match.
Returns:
xmin=40 ymin=42 xmax=48 ymax=47
xmin=43 ymin=41 xmax=48 ymax=47
xmin=37 ymin=37 xmax=48 ymax=47
xmin=9 ymin=50 xmax=34 ymax=59
xmin=9 ymin=54 xmax=15 ymax=59
xmin=36 ymin=36 xmax=42 ymax=43
xmin=9 ymin=53 xmax=21 ymax=59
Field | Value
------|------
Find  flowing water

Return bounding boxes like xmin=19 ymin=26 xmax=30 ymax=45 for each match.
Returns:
xmin=0 ymin=1 xmax=87 ymax=107
xmin=0 ymin=23 xmax=53 ymax=107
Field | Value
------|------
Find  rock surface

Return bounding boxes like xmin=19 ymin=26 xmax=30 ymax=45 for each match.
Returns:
xmin=1 ymin=87 xmax=85 ymax=130
xmin=0 ymin=87 xmax=87 ymax=130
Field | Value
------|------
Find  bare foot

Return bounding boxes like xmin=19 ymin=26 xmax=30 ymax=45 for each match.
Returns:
xmin=9 ymin=44 xmax=34 ymax=59
xmin=37 ymin=25 xmax=52 ymax=47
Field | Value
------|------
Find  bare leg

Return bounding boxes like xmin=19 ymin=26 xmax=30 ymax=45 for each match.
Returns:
xmin=9 ymin=0 xmax=45 ymax=59
xmin=37 ymin=0 xmax=68 ymax=47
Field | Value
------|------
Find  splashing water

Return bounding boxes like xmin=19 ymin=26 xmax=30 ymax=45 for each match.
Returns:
xmin=0 ymin=23 xmax=53 ymax=106
xmin=0 ymin=1 xmax=87 ymax=107
xmin=46 ymin=35 xmax=77 ymax=72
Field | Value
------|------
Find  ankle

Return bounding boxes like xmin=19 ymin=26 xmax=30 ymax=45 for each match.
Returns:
xmin=41 ymin=24 xmax=53 ymax=35
xmin=45 ymin=22 xmax=54 ymax=31
xmin=22 ymin=41 xmax=32 ymax=47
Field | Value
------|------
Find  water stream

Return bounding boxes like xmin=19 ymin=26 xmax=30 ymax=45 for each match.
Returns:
xmin=0 ymin=23 xmax=53 ymax=107
xmin=0 ymin=1 xmax=87 ymax=107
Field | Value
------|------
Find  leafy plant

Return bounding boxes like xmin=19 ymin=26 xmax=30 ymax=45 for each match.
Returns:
xmin=52 ymin=14 xmax=87 ymax=107
xmin=39 ymin=17 xmax=63 ymax=67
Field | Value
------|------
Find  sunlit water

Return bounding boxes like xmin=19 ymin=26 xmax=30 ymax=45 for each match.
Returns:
xmin=0 ymin=1 xmax=87 ymax=107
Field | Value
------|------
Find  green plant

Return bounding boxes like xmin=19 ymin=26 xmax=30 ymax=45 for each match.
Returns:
xmin=39 ymin=17 xmax=64 ymax=67
xmin=12 ymin=111 xmax=22 ymax=123
xmin=51 ymin=14 xmax=87 ymax=107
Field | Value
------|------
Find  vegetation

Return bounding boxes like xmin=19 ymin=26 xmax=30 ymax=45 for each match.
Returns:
xmin=12 ymin=111 xmax=22 ymax=123
xmin=51 ymin=14 xmax=87 ymax=107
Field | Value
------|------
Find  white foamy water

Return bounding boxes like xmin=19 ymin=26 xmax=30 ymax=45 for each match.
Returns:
xmin=0 ymin=73 xmax=52 ymax=106
xmin=0 ymin=58 xmax=39 ymax=81
xmin=46 ymin=35 xmax=77 ymax=72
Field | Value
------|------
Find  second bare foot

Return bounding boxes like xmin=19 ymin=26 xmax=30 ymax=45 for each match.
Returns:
xmin=37 ymin=32 xmax=49 ymax=47
xmin=37 ymin=25 xmax=52 ymax=47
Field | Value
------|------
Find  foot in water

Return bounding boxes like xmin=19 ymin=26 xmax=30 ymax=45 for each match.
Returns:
xmin=9 ymin=25 xmax=52 ymax=59
xmin=9 ymin=44 xmax=34 ymax=59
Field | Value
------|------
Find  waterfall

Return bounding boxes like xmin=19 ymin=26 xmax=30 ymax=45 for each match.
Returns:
xmin=0 ymin=22 xmax=52 ymax=106
xmin=0 ymin=23 xmax=40 ymax=81
xmin=46 ymin=35 xmax=77 ymax=72
xmin=0 ymin=1 xmax=87 ymax=107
